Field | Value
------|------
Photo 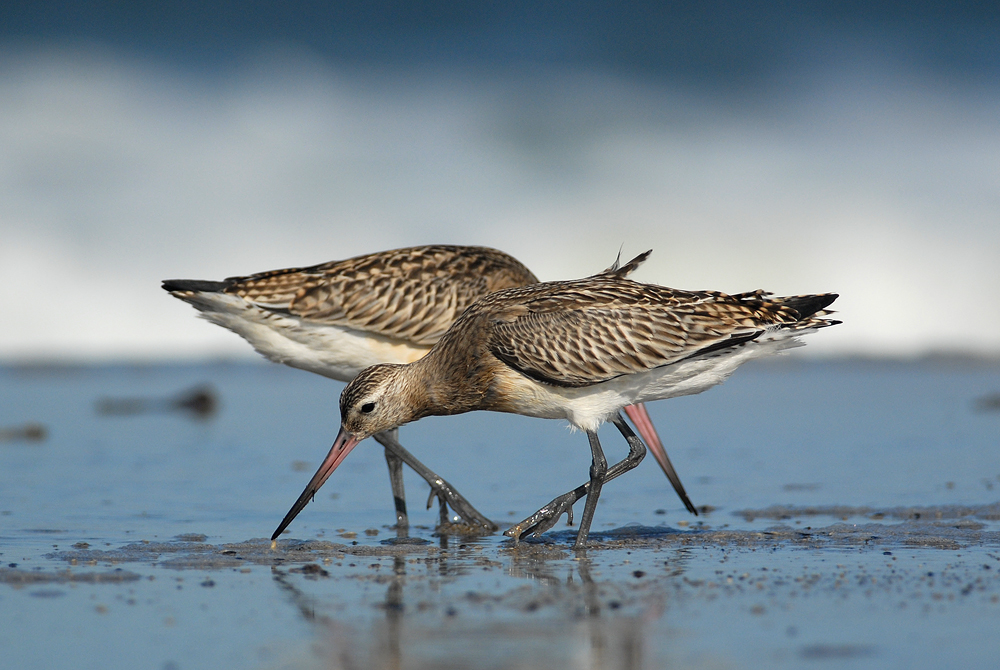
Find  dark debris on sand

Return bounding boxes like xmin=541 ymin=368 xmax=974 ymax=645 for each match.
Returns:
xmin=40 ymin=506 xmax=1000 ymax=573
xmin=0 ymin=567 xmax=142 ymax=584
xmin=734 ymin=502 xmax=1000 ymax=523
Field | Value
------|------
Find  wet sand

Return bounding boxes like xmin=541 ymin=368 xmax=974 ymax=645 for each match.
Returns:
xmin=2 ymin=360 xmax=999 ymax=668
xmin=3 ymin=505 xmax=1000 ymax=669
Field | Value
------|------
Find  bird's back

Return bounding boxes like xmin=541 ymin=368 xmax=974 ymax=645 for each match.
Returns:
xmin=339 ymin=253 xmax=839 ymax=431
xmin=163 ymin=245 xmax=539 ymax=379
xmin=434 ymin=260 xmax=838 ymax=390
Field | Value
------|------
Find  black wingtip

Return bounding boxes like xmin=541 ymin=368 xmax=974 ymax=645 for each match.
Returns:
xmin=161 ymin=278 xmax=228 ymax=293
xmin=613 ymin=249 xmax=652 ymax=277
xmin=783 ymin=293 xmax=838 ymax=319
xmin=603 ymin=245 xmax=625 ymax=273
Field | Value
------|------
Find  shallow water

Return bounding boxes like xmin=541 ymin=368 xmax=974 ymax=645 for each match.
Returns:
xmin=1 ymin=359 xmax=999 ymax=669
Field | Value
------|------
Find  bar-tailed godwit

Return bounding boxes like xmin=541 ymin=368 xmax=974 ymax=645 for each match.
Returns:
xmin=164 ymin=245 xmax=695 ymax=532
xmin=270 ymin=250 xmax=839 ymax=549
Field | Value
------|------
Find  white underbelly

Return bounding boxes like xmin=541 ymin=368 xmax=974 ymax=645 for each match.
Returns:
xmin=188 ymin=292 xmax=430 ymax=381
xmin=503 ymin=331 xmax=808 ymax=432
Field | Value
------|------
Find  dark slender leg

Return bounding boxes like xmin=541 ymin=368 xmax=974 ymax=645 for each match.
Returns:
xmin=378 ymin=428 xmax=409 ymax=528
xmin=574 ymin=430 xmax=608 ymax=549
xmin=607 ymin=413 xmax=648 ymax=481
xmin=437 ymin=492 xmax=450 ymax=527
xmin=372 ymin=429 xmax=498 ymax=531
xmin=507 ymin=412 xmax=647 ymax=543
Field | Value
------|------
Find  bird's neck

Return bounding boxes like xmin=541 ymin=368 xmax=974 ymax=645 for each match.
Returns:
xmin=400 ymin=340 xmax=493 ymax=420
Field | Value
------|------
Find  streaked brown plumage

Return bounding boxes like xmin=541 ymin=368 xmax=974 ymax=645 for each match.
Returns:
xmin=223 ymin=245 xmax=541 ymax=350
xmin=164 ymin=245 xmax=537 ymax=531
xmin=166 ymin=245 xmax=696 ymax=534
xmin=272 ymin=250 xmax=839 ymax=548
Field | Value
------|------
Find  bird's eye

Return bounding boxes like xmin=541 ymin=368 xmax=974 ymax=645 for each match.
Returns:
xmin=361 ymin=402 xmax=376 ymax=414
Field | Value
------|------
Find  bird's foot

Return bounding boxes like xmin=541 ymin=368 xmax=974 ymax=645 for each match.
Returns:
xmin=424 ymin=478 xmax=499 ymax=532
xmin=504 ymin=491 xmax=579 ymax=545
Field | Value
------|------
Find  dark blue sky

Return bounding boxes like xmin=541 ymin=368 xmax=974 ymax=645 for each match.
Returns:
xmin=3 ymin=1 xmax=998 ymax=91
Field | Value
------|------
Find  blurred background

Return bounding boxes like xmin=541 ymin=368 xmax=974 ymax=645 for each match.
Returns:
xmin=1 ymin=1 xmax=998 ymax=361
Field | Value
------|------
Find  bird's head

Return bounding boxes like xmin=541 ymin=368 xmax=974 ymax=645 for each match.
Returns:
xmin=269 ymin=363 xmax=418 ymax=541
xmin=339 ymin=363 xmax=416 ymax=439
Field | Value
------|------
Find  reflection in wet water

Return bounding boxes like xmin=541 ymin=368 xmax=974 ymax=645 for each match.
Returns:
xmin=7 ymin=508 xmax=1000 ymax=669
xmin=357 ymin=617 xmax=649 ymax=670
xmin=272 ymin=549 xmax=657 ymax=670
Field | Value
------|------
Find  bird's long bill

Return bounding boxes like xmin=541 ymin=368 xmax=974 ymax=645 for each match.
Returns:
xmin=622 ymin=403 xmax=698 ymax=515
xmin=270 ymin=427 xmax=362 ymax=541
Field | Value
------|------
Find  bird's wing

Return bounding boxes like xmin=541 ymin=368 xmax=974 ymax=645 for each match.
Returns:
xmin=225 ymin=245 xmax=538 ymax=346
xmin=486 ymin=281 xmax=829 ymax=388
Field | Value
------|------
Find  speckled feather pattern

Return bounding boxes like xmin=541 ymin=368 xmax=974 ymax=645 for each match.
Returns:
xmin=325 ymin=251 xmax=839 ymax=548
xmin=432 ymin=262 xmax=839 ymax=389
xmin=336 ymin=252 xmax=838 ymax=439
xmin=220 ymin=245 xmax=539 ymax=346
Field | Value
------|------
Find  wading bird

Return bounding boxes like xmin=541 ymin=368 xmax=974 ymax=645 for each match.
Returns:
xmin=271 ymin=250 xmax=838 ymax=549
xmin=164 ymin=245 xmax=695 ymax=532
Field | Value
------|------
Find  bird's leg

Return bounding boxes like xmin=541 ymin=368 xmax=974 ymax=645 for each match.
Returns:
xmin=437 ymin=491 xmax=450 ymax=527
xmin=371 ymin=429 xmax=498 ymax=531
xmin=377 ymin=428 xmax=409 ymax=528
xmin=505 ymin=412 xmax=646 ymax=544
xmin=608 ymin=412 xmax=648 ymax=479
xmin=505 ymin=485 xmax=587 ymax=544
xmin=573 ymin=430 xmax=609 ymax=550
